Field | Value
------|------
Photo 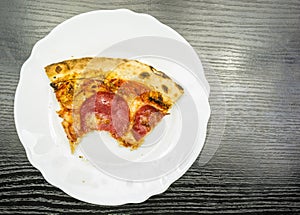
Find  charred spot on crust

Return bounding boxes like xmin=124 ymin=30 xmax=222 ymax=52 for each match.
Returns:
xmin=50 ymin=82 xmax=58 ymax=91
xmin=149 ymin=65 xmax=155 ymax=71
xmin=55 ymin=66 xmax=62 ymax=73
xmin=46 ymin=60 xmax=71 ymax=72
xmin=146 ymin=92 xmax=171 ymax=110
xmin=149 ymin=95 xmax=163 ymax=106
xmin=146 ymin=64 xmax=169 ymax=79
xmin=50 ymin=80 xmax=74 ymax=94
xmin=154 ymin=70 xmax=170 ymax=79
xmin=162 ymin=85 xmax=168 ymax=93
xmin=139 ymin=72 xmax=150 ymax=79
xmin=176 ymin=83 xmax=184 ymax=92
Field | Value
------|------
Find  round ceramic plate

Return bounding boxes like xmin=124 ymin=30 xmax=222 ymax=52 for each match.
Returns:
xmin=80 ymin=36 xmax=210 ymax=182
xmin=14 ymin=9 xmax=210 ymax=205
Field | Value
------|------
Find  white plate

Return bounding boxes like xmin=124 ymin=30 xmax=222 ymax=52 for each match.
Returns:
xmin=14 ymin=9 xmax=210 ymax=205
xmin=80 ymin=36 xmax=210 ymax=181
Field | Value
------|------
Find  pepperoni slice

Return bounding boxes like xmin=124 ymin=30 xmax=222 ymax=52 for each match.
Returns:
xmin=80 ymin=91 xmax=129 ymax=137
xmin=132 ymin=105 xmax=165 ymax=141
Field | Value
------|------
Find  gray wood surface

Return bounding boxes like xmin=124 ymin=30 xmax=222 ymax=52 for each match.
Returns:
xmin=1 ymin=0 xmax=300 ymax=214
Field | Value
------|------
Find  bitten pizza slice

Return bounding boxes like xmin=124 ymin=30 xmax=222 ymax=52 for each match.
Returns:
xmin=45 ymin=57 xmax=184 ymax=153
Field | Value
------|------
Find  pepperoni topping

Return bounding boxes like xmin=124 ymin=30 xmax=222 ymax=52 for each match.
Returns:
xmin=132 ymin=105 xmax=165 ymax=141
xmin=80 ymin=91 xmax=129 ymax=137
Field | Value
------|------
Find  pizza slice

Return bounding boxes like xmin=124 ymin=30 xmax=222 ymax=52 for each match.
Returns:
xmin=45 ymin=57 xmax=184 ymax=153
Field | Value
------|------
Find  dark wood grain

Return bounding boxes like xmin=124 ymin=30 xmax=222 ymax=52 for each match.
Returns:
xmin=1 ymin=0 xmax=300 ymax=214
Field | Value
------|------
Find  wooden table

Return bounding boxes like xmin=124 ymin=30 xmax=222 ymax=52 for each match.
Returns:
xmin=1 ymin=0 xmax=299 ymax=213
